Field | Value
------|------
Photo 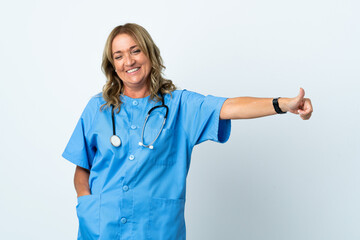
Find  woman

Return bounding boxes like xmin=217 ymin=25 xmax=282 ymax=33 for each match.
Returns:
xmin=62 ymin=23 xmax=313 ymax=240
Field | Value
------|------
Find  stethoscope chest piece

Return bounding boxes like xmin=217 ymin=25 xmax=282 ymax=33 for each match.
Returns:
xmin=110 ymin=135 xmax=121 ymax=147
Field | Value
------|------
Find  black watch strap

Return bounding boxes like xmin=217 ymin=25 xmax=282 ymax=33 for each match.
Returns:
xmin=273 ymin=97 xmax=287 ymax=114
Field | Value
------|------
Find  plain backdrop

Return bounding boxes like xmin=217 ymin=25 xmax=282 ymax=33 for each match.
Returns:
xmin=0 ymin=0 xmax=359 ymax=239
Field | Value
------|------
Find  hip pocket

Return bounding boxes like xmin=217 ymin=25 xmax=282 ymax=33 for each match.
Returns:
xmin=148 ymin=198 xmax=186 ymax=240
xmin=76 ymin=194 xmax=100 ymax=239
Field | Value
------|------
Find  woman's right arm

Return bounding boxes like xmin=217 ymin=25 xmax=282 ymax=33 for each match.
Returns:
xmin=74 ymin=166 xmax=91 ymax=197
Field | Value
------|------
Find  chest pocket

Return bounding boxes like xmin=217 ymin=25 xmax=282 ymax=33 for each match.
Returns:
xmin=146 ymin=127 xmax=176 ymax=166
xmin=141 ymin=110 xmax=176 ymax=166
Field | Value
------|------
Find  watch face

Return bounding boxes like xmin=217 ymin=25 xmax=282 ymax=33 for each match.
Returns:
xmin=110 ymin=135 xmax=121 ymax=147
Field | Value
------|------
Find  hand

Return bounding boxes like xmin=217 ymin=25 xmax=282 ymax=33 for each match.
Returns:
xmin=285 ymin=88 xmax=313 ymax=120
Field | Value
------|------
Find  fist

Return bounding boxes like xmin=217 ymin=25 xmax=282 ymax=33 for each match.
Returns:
xmin=286 ymin=88 xmax=313 ymax=120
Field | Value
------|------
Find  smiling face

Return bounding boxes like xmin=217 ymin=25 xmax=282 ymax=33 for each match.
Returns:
xmin=112 ymin=33 xmax=152 ymax=95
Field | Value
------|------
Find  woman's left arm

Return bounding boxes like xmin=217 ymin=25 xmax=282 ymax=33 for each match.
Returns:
xmin=220 ymin=88 xmax=313 ymax=120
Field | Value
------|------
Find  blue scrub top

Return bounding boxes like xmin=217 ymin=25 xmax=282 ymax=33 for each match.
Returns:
xmin=62 ymin=89 xmax=231 ymax=240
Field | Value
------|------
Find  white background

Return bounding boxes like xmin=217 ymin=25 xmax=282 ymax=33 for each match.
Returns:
xmin=0 ymin=0 xmax=359 ymax=239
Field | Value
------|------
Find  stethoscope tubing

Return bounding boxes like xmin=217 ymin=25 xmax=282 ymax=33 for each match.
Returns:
xmin=110 ymin=92 xmax=168 ymax=149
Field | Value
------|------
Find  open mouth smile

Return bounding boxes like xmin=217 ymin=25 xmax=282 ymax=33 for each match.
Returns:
xmin=126 ymin=67 xmax=140 ymax=74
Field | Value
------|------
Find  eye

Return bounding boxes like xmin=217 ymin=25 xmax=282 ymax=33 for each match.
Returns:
xmin=114 ymin=55 xmax=123 ymax=60
xmin=132 ymin=49 xmax=141 ymax=54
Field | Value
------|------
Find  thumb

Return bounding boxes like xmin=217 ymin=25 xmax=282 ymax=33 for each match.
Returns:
xmin=288 ymin=87 xmax=306 ymax=113
xmin=296 ymin=87 xmax=305 ymax=101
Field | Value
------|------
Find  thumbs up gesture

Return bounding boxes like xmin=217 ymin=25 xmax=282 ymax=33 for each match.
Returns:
xmin=286 ymin=88 xmax=313 ymax=120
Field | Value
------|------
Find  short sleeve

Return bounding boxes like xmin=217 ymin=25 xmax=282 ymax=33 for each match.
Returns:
xmin=180 ymin=90 xmax=231 ymax=146
xmin=62 ymin=96 xmax=99 ymax=170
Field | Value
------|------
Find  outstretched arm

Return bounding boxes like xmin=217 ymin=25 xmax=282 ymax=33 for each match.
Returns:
xmin=220 ymin=88 xmax=313 ymax=120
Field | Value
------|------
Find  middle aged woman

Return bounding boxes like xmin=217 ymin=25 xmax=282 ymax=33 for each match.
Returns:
xmin=62 ymin=23 xmax=313 ymax=240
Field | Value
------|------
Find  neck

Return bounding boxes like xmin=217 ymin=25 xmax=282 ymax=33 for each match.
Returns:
xmin=122 ymin=86 xmax=150 ymax=99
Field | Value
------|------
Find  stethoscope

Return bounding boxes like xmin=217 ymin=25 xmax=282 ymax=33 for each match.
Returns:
xmin=110 ymin=92 xmax=169 ymax=149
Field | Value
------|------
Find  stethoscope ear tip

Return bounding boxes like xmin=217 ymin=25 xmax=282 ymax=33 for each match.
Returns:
xmin=138 ymin=142 xmax=153 ymax=149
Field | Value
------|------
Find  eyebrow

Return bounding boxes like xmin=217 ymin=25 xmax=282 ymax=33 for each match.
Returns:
xmin=112 ymin=45 xmax=138 ymax=56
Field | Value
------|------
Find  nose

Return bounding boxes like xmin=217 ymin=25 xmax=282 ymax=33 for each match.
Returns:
xmin=124 ymin=54 xmax=135 ymax=66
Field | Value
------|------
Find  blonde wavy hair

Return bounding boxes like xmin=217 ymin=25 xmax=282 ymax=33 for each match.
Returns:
xmin=101 ymin=23 xmax=176 ymax=113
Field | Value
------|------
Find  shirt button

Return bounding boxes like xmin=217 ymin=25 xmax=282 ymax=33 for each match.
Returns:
xmin=132 ymin=100 xmax=138 ymax=106
xmin=122 ymin=185 xmax=129 ymax=191
xmin=120 ymin=217 xmax=127 ymax=224
xmin=130 ymin=125 xmax=137 ymax=129
xmin=129 ymin=155 xmax=135 ymax=160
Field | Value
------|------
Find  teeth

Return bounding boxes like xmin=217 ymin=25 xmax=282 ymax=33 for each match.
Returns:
xmin=127 ymin=68 xmax=139 ymax=73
